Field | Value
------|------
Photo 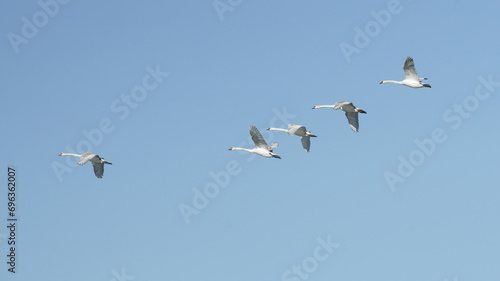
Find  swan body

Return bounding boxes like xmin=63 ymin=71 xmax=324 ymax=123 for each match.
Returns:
xmin=312 ymin=101 xmax=367 ymax=132
xmin=229 ymin=126 xmax=281 ymax=159
xmin=267 ymin=124 xmax=317 ymax=152
xmin=58 ymin=152 xmax=112 ymax=178
xmin=380 ymin=56 xmax=431 ymax=88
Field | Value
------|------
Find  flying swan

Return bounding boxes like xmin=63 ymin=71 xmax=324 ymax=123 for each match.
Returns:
xmin=267 ymin=124 xmax=317 ymax=153
xmin=229 ymin=125 xmax=281 ymax=159
xmin=312 ymin=101 xmax=367 ymax=132
xmin=380 ymin=56 xmax=431 ymax=88
xmin=58 ymin=152 xmax=112 ymax=178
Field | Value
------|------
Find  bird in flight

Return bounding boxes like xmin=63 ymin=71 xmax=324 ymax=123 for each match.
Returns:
xmin=267 ymin=124 xmax=317 ymax=153
xmin=313 ymin=101 xmax=367 ymax=132
xmin=380 ymin=56 xmax=431 ymax=88
xmin=58 ymin=152 xmax=112 ymax=178
xmin=229 ymin=125 xmax=281 ymax=159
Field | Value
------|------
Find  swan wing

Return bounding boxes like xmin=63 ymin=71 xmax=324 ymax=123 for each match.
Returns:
xmin=334 ymin=101 xmax=351 ymax=110
xmin=78 ymin=152 xmax=96 ymax=165
xmin=287 ymin=124 xmax=305 ymax=136
xmin=250 ymin=125 xmax=268 ymax=149
xmin=92 ymin=162 xmax=104 ymax=178
xmin=403 ymin=56 xmax=419 ymax=81
xmin=300 ymin=136 xmax=311 ymax=152
xmin=268 ymin=142 xmax=279 ymax=152
xmin=345 ymin=112 xmax=359 ymax=132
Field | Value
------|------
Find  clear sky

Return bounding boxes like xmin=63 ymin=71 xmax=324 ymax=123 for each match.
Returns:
xmin=1 ymin=0 xmax=500 ymax=280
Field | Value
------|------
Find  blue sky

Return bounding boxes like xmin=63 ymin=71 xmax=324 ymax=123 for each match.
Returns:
xmin=1 ymin=0 xmax=500 ymax=280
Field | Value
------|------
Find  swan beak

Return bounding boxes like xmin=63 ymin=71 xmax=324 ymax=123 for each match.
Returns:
xmin=312 ymin=106 xmax=316 ymax=109
xmin=272 ymin=155 xmax=281 ymax=159
xmin=310 ymin=134 xmax=317 ymax=137
xmin=266 ymin=128 xmax=271 ymax=130
xmin=58 ymin=153 xmax=62 ymax=156
xmin=379 ymin=81 xmax=383 ymax=84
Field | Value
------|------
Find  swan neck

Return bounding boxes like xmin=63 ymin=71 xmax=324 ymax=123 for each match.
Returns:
xmin=59 ymin=153 xmax=81 ymax=157
xmin=381 ymin=80 xmax=402 ymax=84
xmin=230 ymin=147 xmax=250 ymax=152
xmin=313 ymin=105 xmax=334 ymax=109
xmin=268 ymin=127 xmax=288 ymax=133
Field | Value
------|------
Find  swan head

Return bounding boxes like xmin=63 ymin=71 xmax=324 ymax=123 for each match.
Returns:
xmin=95 ymin=154 xmax=112 ymax=164
xmin=270 ymin=153 xmax=281 ymax=159
xmin=306 ymin=131 xmax=317 ymax=137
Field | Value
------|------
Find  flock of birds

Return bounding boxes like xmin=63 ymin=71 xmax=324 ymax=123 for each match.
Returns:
xmin=229 ymin=56 xmax=431 ymax=159
xmin=59 ymin=56 xmax=430 ymax=177
xmin=228 ymin=100 xmax=367 ymax=159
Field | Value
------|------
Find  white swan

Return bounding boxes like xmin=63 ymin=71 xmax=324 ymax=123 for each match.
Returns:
xmin=229 ymin=126 xmax=281 ymax=159
xmin=380 ymin=56 xmax=431 ymax=88
xmin=312 ymin=101 xmax=367 ymax=132
xmin=58 ymin=152 xmax=112 ymax=178
xmin=267 ymin=124 xmax=317 ymax=153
